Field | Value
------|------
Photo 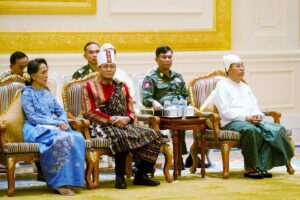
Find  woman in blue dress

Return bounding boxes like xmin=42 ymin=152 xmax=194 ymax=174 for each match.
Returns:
xmin=21 ymin=58 xmax=85 ymax=195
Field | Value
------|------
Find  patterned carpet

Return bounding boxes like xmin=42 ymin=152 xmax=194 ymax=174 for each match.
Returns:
xmin=1 ymin=146 xmax=300 ymax=199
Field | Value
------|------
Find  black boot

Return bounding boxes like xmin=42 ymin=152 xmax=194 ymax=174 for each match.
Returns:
xmin=133 ymin=160 xmax=160 ymax=186
xmin=115 ymin=175 xmax=127 ymax=189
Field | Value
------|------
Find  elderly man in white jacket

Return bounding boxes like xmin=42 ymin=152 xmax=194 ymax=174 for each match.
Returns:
xmin=213 ymin=54 xmax=294 ymax=179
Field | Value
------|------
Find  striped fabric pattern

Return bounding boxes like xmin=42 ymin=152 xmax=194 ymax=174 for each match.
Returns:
xmin=66 ymin=77 xmax=98 ymax=118
xmin=218 ymin=130 xmax=241 ymax=140
xmin=67 ymin=83 xmax=85 ymax=117
xmin=193 ymin=76 xmax=226 ymax=109
xmin=0 ymin=83 xmax=24 ymax=114
xmin=3 ymin=143 xmax=39 ymax=154
xmin=197 ymin=128 xmax=292 ymax=141
xmin=84 ymin=139 xmax=93 ymax=149
xmin=2 ymin=140 xmax=93 ymax=154
xmin=91 ymin=138 xmax=110 ymax=149
xmin=286 ymin=128 xmax=292 ymax=136
xmin=196 ymin=129 xmax=241 ymax=141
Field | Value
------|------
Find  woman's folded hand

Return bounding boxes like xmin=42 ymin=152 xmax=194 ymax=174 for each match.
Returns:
xmin=58 ymin=121 xmax=70 ymax=131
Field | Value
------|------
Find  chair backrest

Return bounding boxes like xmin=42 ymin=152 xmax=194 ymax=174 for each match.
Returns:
xmin=189 ymin=70 xmax=227 ymax=110
xmin=0 ymin=89 xmax=25 ymax=143
xmin=132 ymin=73 xmax=146 ymax=107
xmin=0 ymin=75 xmax=26 ymax=115
xmin=132 ymin=73 xmax=154 ymax=115
xmin=62 ymin=72 xmax=98 ymax=118
xmin=47 ymin=76 xmax=57 ymax=100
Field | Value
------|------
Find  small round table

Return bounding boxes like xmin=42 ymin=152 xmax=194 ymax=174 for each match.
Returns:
xmin=159 ymin=116 xmax=206 ymax=180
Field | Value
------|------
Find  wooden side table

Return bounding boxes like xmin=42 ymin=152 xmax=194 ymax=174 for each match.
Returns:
xmin=159 ymin=116 xmax=206 ymax=180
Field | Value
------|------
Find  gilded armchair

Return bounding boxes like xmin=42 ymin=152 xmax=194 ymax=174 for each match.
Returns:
xmin=0 ymin=75 xmax=92 ymax=196
xmin=188 ymin=70 xmax=295 ymax=178
xmin=62 ymin=73 xmax=173 ymax=189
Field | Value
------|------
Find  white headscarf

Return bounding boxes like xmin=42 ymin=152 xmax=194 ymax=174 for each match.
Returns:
xmin=100 ymin=43 xmax=116 ymax=52
xmin=97 ymin=50 xmax=116 ymax=66
xmin=223 ymin=54 xmax=242 ymax=71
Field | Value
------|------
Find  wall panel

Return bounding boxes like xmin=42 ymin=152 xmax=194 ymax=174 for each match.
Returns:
xmin=248 ymin=70 xmax=295 ymax=109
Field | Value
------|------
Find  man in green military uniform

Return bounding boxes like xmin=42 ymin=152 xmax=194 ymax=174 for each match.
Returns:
xmin=72 ymin=42 xmax=100 ymax=80
xmin=142 ymin=45 xmax=190 ymax=166
xmin=0 ymin=51 xmax=29 ymax=81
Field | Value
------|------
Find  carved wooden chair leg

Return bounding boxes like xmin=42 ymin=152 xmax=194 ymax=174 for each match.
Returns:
xmin=6 ymin=157 xmax=16 ymax=197
xmin=126 ymin=153 xmax=133 ymax=178
xmin=221 ymin=143 xmax=230 ymax=179
xmin=160 ymin=143 xmax=174 ymax=183
xmin=86 ymin=150 xmax=100 ymax=189
xmin=189 ymin=141 xmax=198 ymax=174
xmin=190 ymin=130 xmax=200 ymax=174
xmin=93 ymin=151 xmax=101 ymax=188
xmin=286 ymin=159 xmax=295 ymax=174
xmin=85 ymin=150 xmax=95 ymax=189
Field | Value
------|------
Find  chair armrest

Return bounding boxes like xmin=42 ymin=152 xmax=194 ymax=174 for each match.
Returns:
xmin=263 ymin=111 xmax=281 ymax=124
xmin=140 ymin=107 xmax=154 ymax=115
xmin=67 ymin=112 xmax=76 ymax=120
xmin=0 ymin=122 xmax=7 ymax=144
xmin=136 ymin=114 xmax=160 ymax=130
xmin=68 ymin=119 xmax=82 ymax=131
xmin=194 ymin=108 xmax=221 ymax=141
xmin=68 ymin=118 xmax=91 ymax=139
xmin=0 ymin=122 xmax=7 ymax=163
xmin=0 ymin=122 xmax=6 ymax=134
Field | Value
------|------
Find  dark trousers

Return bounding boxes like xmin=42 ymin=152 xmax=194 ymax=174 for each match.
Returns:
xmin=179 ymin=130 xmax=188 ymax=155
xmin=115 ymin=151 xmax=129 ymax=177
xmin=115 ymin=151 xmax=155 ymax=177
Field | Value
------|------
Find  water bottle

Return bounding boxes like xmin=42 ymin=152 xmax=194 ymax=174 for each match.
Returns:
xmin=164 ymin=100 xmax=171 ymax=109
xmin=172 ymin=97 xmax=179 ymax=108
xmin=177 ymin=96 xmax=185 ymax=117
xmin=163 ymin=100 xmax=171 ymax=116
xmin=167 ymin=97 xmax=178 ymax=117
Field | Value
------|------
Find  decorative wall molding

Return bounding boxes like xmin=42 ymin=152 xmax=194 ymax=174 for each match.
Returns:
xmin=281 ymin=114 xmax=300 ymax=145
xmin=0 ymin=0 xmax=231 ymax=53
xmin=255 ymin=0 xmax=282 ymax=27
xmin=109 ymin=0 xmax=204 ymax=14
xmin=253 ymin=0 xmax=286 ymax=36
xmin=0 ymin=0 xmax=96 ymax=15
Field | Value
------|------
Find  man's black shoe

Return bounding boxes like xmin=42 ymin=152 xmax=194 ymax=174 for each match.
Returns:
xmin=261 ymin=171 xmax=272 ymax=178
xmin=114 ymin=176 xmax=127 ymax=189
xmin=133 ymin=174 xmax=160 ymax=186
xmin=185 ymin=154 xmax=193 ymax=168
xmin=185 ymin=154 xmax=211 ymax=168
